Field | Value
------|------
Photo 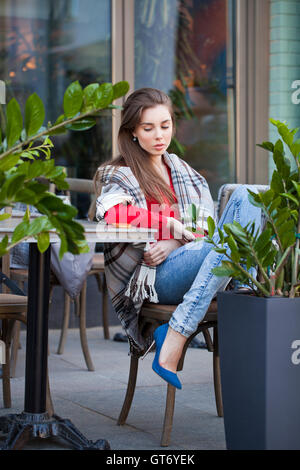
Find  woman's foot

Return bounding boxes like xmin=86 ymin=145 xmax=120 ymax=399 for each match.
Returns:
xmin=158 ymin=325 xmax=187 ymax=373
xmin=151 ymin=324 xmax=181 ymax=389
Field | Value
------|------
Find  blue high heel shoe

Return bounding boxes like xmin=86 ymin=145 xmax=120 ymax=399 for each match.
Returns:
xmin=151 ymin=323 xmax=182 ymax=389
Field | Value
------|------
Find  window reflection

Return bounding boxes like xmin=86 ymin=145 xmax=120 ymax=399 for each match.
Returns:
xmin=0 ymin=0 xmax=111 ymax=182
xmin=135 ymin=0 xmax=236 ymax=198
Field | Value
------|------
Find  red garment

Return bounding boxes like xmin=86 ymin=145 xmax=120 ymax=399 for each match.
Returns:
xmin=104 ymin=164 xmax=204 ymax=240
xmin=104 ymin=165 xmax=179 ymax=240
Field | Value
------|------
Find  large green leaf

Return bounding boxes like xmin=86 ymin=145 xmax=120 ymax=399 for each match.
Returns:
xmin=212 ymin=263 xmax=237 ymax=277
xmin=14 ymin=188 xmax=38 ymax=205
xmin=207 ymin=216 xmax=215 ymax=238
xmin=112 ymin=81 xmax=130 ymax=100
xmin=0 ymin=213 xmax=11 ymax=221
xmin=254 ymin=228 xmax=272 ymax=253
xmin=277 ymin=123 xmax=294 ymax=147
xmin=83 ymin=83 xmax=99 ymax=109
xmin=247 ymin=190 xmax=264 ymax=208
xmin=257 ymin=141 xmax=274 ymax=152
xmin=0 ymin=153 xmax=21 ymax=171
xmin=0 ymin=235 xmax=8 ymax=256
xmin=262 ymin=250 xmax=277 ymax=269
xmin=25 ymin=93 xmax=45 ymax=137
xmin=280 ymin=192 xmax=299 ymax=206
xmin=227 ymin=235 xmax=240 ymax=262
xmin=290 ymin=139 xmax=300 ymax=159
xmin=63 ymin=81 xmax=83 ymax=118
xmin=270 ymin=170 xmax=284 ymax=194
xmin=268 ymin=196 xmax=281 ymax=214
xmin=37 ymin=231 xmax=50 ymax=253
xmin=11 ymin=220 xmax=30 ymax=244
xmin=273 ymin=208 xmax=291 ymax=226
xmin=27 ymin=160 xmax=49 ymax=179
xmin=260 ymin=190 xmax=275 ymax=208
xmin=4 ymin=174 xmax=27 ymax=199
xmin=224 ymin=222 xmax=248 ymax=241
xmin=27 ymin=216 xmax=53 ymax=235
xmin=6 ymin=98 xmax=23 ymax=148
xmin=94 ymin=83 xmax=113 ymax=108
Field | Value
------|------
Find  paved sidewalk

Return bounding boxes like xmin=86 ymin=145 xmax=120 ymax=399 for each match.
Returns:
xmin=0 ymin=326 xmax=226 ymax=450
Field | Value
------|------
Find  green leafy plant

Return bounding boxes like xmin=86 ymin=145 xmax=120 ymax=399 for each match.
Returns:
xmin=184 ymin=203 xmax=205 ymax=236
xmin=206 ymin=119 xmax=300 ymax=298
xmin=0 ymin=80 xmax=129 ymax=258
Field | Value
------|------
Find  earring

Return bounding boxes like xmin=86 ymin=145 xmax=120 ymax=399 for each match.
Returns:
xmin=132 ymin=136 xmax=137 ymax=142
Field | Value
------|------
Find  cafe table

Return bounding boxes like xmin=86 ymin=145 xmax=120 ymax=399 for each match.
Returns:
xmin=0 ymin=218 xmax=156 ymax=450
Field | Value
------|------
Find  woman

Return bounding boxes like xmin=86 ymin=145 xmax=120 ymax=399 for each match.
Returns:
xmin=94 ymin=88 xmax=261 ymax=390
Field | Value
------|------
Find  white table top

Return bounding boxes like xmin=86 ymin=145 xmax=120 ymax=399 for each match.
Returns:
xmin=0 ymin=217 xmax=157 ymax=243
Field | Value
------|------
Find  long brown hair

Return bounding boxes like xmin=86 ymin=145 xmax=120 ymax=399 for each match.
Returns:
xmin=100 ymin=88 xmax=176 ymax=205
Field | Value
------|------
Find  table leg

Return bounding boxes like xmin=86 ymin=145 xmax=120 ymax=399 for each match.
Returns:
xmin=0 ymin=244 xmax=110 ymax=450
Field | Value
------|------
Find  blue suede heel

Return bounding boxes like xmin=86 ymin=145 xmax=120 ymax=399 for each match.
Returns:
xmin=152 ymin=323 xmax=182 ymax=389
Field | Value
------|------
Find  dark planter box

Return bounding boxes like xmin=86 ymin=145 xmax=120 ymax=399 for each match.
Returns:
xmin=217 ymin=291 xmax=300 ymax=450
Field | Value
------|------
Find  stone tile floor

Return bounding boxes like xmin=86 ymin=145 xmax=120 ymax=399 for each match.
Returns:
xmin=0 ymin=326 xmax=226 ymax=450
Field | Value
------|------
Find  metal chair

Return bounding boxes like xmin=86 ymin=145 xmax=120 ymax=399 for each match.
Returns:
xmin=117 ymin=183 xmax=269 ymax=446
xmin=0 ymin=267 xmax=27 ymax=408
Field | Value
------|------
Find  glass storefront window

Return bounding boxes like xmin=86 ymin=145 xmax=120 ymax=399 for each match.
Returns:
xmin=135 ymin=0 xmax=236 ymax=199
xmin=0 ymin=0 xmax=111 ymax=186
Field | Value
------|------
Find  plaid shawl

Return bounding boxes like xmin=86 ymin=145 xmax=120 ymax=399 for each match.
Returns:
xmin=94 ymin=152 xmax=215 ymax=355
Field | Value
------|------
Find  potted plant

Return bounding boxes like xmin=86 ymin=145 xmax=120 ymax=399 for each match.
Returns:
xmin=0 ymin=80 xmax=129 ymax=258
xmin=206 ymin=119 xmax=300 ymax=450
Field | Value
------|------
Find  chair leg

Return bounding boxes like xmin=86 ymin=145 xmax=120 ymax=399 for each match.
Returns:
xmin=212 ymin=326 xmax=223 ymax=417
xmin=10 ymin=321 xmax=21 ymax=378
xmin=203 ymin=328 xmax=214 ymax=352
xmin=161 ymin=384 xmax=176 ymax=447
xmin=78 ymin=281 xmax=95 ymax=371
xmin=10 ymin=280 xmax=25 ymax=377
xmin=56 ymin=291 xmax=71 ymax=355
xmin=117 ymin=356 xmax=139 ymax=425
xmin=101 ymin=275 xmax=110 ymax=340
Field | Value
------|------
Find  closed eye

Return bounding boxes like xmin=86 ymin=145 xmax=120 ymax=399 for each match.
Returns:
xmin=143 ymin=126 xmax=170 ymax=132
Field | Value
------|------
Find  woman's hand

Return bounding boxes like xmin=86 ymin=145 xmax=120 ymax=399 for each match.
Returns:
xmin=143 ymin=239 xmax=182 ymax=267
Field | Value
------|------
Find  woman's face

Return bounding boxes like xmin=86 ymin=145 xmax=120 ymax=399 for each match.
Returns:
xmin=133 ymin=105 xmax=173 ymax=158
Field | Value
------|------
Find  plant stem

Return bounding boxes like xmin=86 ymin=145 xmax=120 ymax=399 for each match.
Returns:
xmin=245 ymin=233 xmax=271 ymax=290
xmin=207 ymin=235 xmax=271 ymax=296
xmin=233 ymin=263 xmax=271 ymax=296
xmin=262 ymin=206 xmax=284 ymax=254
xmin=274 ymin=244 xmax=294 ymax=280
xmin=0 ymin=107 xmax=103 ymax=160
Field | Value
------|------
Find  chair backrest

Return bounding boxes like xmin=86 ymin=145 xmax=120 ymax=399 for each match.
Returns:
xmin=64 ymin=178 xmax=96 ymax=221
xmin=217 ymin=184 xmax=269 ymax=219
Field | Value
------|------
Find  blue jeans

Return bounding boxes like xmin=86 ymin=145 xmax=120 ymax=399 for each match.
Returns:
xmin=154 ymin=186 xmax=262 ymax=337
